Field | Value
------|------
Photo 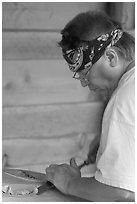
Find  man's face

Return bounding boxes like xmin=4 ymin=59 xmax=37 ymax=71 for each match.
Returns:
xmin=62 ymin=44 xmax=113 ymax=92
xmin=62 ymin=29 xmax=123 ymax=94
xmin=78 ymin=54 xmax=111 ymax=92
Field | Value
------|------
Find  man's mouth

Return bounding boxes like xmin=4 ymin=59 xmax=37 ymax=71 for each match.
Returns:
xmin=80 ymin=79 xmax=90 ymax=87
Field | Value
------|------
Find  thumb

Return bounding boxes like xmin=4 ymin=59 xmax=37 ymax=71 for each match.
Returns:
xmin=70 ymin=157 xmax=78 ymax=168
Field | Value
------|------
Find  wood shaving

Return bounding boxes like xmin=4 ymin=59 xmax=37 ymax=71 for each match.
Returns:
xmin=2 ymin=185 xmax=10 ymax=193
xmin=2 ymin=185 xmax=38 ymax=196
xmin=2 ymin=185 xmax=13 ymax=195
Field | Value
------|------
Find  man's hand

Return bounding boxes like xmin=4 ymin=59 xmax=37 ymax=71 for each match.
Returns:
xmin=45 ymin=158 xmax=81 ymax=194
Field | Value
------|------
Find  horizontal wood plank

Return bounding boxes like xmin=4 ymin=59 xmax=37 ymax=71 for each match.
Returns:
xmin=2 ymin=30 xmax=134 ymax=61
xmin=2 ymin=32 xmax=62 ymax=60
xmin=3 ymin=102 xmax=104 ymax=139
xmin=3 ymin=60 xmax=101 ymax=106
xmin=2 ymin=133 xmax=96 ymax=167
xmin=2 ymin=2 xmax=105 ymax=30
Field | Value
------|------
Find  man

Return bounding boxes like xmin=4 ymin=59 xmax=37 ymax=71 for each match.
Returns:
xmin=46 ymin=11 xmax=135 ymax=201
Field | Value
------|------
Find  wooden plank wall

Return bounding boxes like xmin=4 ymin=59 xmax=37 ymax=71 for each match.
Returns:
xmin=108 ymin=2 xmax=135 ymax=30
xmin=2 ymin=2 xmax=106 ymax=175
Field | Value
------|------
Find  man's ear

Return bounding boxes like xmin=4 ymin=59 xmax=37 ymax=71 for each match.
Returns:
xmin=104 ymin=48 xmax=118 ymax=67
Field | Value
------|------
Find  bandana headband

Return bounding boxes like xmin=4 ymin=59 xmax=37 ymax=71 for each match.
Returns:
xmin=62 ymin=28 xmax=123 ymax=72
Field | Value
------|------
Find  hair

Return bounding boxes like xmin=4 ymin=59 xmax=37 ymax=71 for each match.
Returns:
xmin=58 ymin=11 xmax=135 ymax=61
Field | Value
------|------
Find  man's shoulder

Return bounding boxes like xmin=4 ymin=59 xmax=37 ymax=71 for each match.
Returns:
xmin=103 ymin=69 xmax=135 ymax=124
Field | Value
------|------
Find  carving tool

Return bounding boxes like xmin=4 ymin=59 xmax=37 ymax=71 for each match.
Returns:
xmin=78 ymin=159 xmax=90 ymax=169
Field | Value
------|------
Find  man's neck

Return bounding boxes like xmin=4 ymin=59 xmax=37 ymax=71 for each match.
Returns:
xmin=125 ymin=60 xmax=135 ymax=73
xmin=107 ymin=60 xmax=135 ymax=99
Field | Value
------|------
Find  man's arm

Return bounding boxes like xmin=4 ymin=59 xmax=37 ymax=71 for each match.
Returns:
xmin=67 ymin=177 xmax=135 ymax=202
xmin=46 ymin=159 xmax=134 ymax=202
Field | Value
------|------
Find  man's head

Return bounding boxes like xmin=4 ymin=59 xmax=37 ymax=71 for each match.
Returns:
xmin=58 ymin=11 xmax=135 ymax=93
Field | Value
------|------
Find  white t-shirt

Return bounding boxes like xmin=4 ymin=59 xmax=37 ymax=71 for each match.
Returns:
xmin=95 ymin=67 xmax=135 ymax=192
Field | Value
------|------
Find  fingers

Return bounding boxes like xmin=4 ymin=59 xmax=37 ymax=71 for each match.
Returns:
xmin=70 ymin=157 xmax=78 ymax=168
xmin=45 ymin=164 xmax=57 ymax=182
xmin=45 ymin=172 xmax=54 ymax=183
xmin=45 ymin=164 xmax=67 ymax=181
xmin=46 ymin=164 xmax=56 ymax=171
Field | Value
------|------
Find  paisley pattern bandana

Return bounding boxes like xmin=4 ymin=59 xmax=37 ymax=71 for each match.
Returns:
xmin=62 ymin=28 xmax=123 ymax=73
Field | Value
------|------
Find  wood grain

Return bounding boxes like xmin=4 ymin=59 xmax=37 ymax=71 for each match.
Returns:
xmin=2 ymin=133 xmax=97 ymax=167
xmin=2 ymin=2 xmax=106 ymax=176
xmin=2 ymin=32 xmax=62 ymax=60
xmin=2 ymin=2 xmax=105 ymax=30
xmin=2 ymin=60 xmax=101 ymax=106
xmin=3 ymin=102 xmax=104 ymax=139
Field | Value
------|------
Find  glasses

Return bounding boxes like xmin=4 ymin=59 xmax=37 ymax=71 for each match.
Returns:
xmin=72 ymin=66 xmax=91 ymax=80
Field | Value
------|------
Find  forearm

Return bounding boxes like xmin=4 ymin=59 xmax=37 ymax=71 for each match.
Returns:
xmin=67 ymin=177 xmax=134 ymax=202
